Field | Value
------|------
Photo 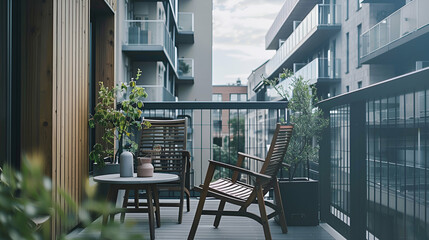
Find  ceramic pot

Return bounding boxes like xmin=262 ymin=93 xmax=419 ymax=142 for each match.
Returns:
xmin=120 ymin=151 xmax=134 ymax=177
xmin=137 ymin=157 xmax=153 ymax=177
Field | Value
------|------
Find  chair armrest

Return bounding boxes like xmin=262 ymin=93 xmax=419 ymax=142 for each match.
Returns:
xmin=238 ymin=152 xmax=290 ymax=169
xmin=282 ymin=162 xmax=291 ymax=169
xmin=238 ymin=152 xmax=265 ymax=162
xmin=208 ymin=160 xmax=272 ymax=181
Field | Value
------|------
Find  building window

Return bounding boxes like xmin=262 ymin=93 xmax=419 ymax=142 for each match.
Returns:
xmin=230 ymin=93 xmax=247 ymax=102
xmin=358 ymin=81 xmax=362 ymax=89
xmin=212 ymin=94 xmax=222 ymax=102
xmin=346 ymin=0 xmax=349 ymax=20
xmin=346 ymin=85 xmax=350 ymax=92
xmin=346 ymin=32 xmax=350 ymax=73
xmin=357 ymin=24 xmax=362 ymax=68
xmin=357 ymin=0 xmax=363 ymax=10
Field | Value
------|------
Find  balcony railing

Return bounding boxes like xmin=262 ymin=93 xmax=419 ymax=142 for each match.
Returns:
xmin=131 ymin=102 xmax=289 ymax=187
xmin=123 ymin=20 xmax=176 ymax=68
xmin=318 ymin=67 xmax=429 ymax=240
xmin=268 ymin=58 xmax=340 ymax=100
xmin=178 ymin=12 xmax=194 ymax=32
xmin=118 ymin=85 xmax=175 ymax=102
xmin=293 ymin=58 xmax=340 ymax=84
xmin=178 ymin=58 xmax=194 ymax=79
xmin=266 ymin=4 xmax=340 ymax=77
xmin=361 ymin=0 xmax=429 ymax=58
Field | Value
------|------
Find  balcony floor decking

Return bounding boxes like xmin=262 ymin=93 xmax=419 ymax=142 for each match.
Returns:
xmin=73 ymin=198 xmax=344 ymax=240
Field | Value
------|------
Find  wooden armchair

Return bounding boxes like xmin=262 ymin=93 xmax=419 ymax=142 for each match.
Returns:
xmin=122 ymin=119 xmax=191 ymax=224
xmin=188 ymin=123 xmax=293 ymax=240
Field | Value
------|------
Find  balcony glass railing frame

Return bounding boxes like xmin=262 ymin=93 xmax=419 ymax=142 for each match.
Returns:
xmin=178 ymin=12 xmax=194 ymax=33
xmin=123 ymin=20 xmax=176 ymax=69
xmin=178 ymin=58 xmax=194 ymax=79
xmin=361 ymin=0 xmax=429 ymax=58
xmin=265 ymin=4 xmax=341 ymax=77
xmin=118 ymin=85 xmax=175 ymax=102
xmin=268 ymin=58 xmax=340 ymax=100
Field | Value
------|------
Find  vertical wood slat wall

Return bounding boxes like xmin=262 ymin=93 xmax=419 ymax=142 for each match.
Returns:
xmin=52 ymin=0 xmax=89 ymax=236
xmin=20 ymin=0 xmax=116 ymax=237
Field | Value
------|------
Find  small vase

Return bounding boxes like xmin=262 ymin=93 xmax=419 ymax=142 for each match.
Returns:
xmin=120 ymin=151 xmax=134 ymax=177
xmin=137 ymin=157 xmax=153 ymax=177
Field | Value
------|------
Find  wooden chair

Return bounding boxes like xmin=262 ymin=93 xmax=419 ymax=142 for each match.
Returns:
xmin=188 ymin=123 xmax=293 ymax=240
xmin=122 ymin=119 xmax=191 ymax=224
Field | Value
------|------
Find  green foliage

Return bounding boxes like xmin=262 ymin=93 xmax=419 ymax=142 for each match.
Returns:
xmin=264 ymin=69 xmax=328 ymax=180
xmin=0 ymin=157 xmax=54 ymax=240
xmin=0 ymin=156 xmax=145 ymax=240
xmin=89 ymin=69 xmax=150 ymax=166
xmin=178 ymin=60 xmax=190 ymax=74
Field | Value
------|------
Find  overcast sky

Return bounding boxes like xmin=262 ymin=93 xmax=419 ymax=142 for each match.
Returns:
xmin=212 ymin=0 xmax=284 ymax=85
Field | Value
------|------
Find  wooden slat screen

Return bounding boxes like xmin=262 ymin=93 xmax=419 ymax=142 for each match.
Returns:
xmin=19 ymin=0 xmax=116 ymax=238
xmin=52 ymin=0 xmax=89 ymax=236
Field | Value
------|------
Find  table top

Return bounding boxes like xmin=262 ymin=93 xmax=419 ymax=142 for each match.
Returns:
xmin=93 ymin=173 xmax=179 ymax=184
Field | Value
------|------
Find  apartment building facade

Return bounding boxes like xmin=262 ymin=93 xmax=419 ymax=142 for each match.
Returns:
xmin=115 ymin=0 xmax=212 ymax=102
xmin=254 ymin=0 xmax=429 ymax=239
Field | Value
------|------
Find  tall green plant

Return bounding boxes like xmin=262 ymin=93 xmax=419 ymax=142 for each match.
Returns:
xmin=264 ymin=69 xmax=328 ymax=180
xmin=89 ymin=69 xmax=150 ymax=166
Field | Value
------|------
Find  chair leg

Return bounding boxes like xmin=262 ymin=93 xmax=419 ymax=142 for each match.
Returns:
xmin=256 ymin=187 xmax=272 ymax=240
xmin=187 ymin=189 xmax=208 ymax=240
xmin=152 ymin=185 xmax=161 ymax=228
xmin=273 ymin=180 xmax=288 ymax=233
xmin=178 ymin=185 xmax=185 ymax=224
xmin=185 ymin=188 xmax=191 ymax=212
xmin=213 ymin=200 xmax=226 ymax=228
xmin=188 ymin=164 xmax=215 ymax=240
xmin=120 ymin=189 xmax=129 ymax=223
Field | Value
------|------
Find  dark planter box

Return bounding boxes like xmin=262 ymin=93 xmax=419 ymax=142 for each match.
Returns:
xmin=275 ymin=178 xmax=319 ymax=226
xmin=93 ymin=162 xmax=120 ymax=176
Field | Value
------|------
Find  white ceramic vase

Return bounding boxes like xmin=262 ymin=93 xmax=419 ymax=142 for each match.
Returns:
xmin=120 ymin=151 xmax=134 ymax=177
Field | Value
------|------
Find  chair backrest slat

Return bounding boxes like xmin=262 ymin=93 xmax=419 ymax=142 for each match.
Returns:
xmin=138 ymin=119 xmax=187 ymax=173
xmin=260 ymin=124 xmax=293 ymax=178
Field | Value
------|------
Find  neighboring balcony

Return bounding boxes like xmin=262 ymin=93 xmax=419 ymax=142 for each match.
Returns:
xmin=361 ymin=0 xmax=429 ymax=64
xmin=268 ymin=58 xmax=340 ymax=100
xmin=177 ymin=58 xmax=194 ymax=83
xmin=119 ymin=85 xmax=175 ymax=102
xmin=143 ymin=85 xmax=175 ymax=101
xmin=265 ymin=0 xmax=319 ymax=50
xmin=177 ymin=12 xmax=194 ymax=44
xmin=265 ymin=4 xmax=341 ymax=79
xmin=122 ymin=20 xmax=177 ymax=70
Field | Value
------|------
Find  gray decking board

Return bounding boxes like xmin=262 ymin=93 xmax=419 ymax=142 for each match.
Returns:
xmin=76 ymin=199 xmax=342 ymax=240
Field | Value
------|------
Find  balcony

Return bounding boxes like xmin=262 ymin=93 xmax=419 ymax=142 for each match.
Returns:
xmin=177 ymin=12 xmax=194 ymax=44
xmin=293 ymin=58 xmax=340 ymax=85
xmin=265 ymin=0 xmax=320 ymax=50
xmin=177 ymin=58 xmax=194 ymax=82
xmin=122 ymin=20 xmax=177 ymax=69
xmin=361 ymin=0 xmax=429 ymax=64
xmin=265 ymin=4 xmax=341 ymax=79
xmin=268 ymin=58 xmax=341 ymax=100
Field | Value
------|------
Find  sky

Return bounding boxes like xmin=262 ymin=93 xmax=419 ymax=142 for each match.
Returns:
xmin=212 ymin=0 xmax=285 ymax=86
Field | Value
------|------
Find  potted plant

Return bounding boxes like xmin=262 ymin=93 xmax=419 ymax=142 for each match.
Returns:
xmin=89 ymin=69 xmax=150 ymax=176
xmin=264 ymin=69 xmax=328 ymax=226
